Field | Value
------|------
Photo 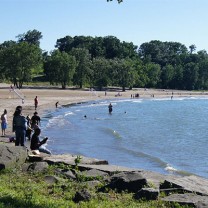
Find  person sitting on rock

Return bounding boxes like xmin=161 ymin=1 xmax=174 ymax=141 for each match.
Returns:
xmin=30 ymin=128 xmax=51 ymax=155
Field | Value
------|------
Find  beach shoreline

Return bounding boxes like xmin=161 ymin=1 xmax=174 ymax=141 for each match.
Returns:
xmin=1 ymin=83 xmax=208 ymax=140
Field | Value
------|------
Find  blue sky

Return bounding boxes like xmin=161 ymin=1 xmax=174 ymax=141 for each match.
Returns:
xmin=1 ymin=0 xmax=208 ymax=52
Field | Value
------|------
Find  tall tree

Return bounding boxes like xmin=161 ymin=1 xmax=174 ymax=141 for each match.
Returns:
xmin=139 ymin=40 xmax=188 ymax=67
xmin=161 ymin=64 xmax=175 ymax=89
xmin=110 ymin=58 xmax=137 ymax=91
xmin=189 ymin=44 xmax=196 ymax=54
xmin=16 ymin=29 xmax=42 ymax=47
xmin=0 ymin=42 xmax=42 ymax=87
xmin=44 ymin=50 xmax=76 ymax=89
xmin=91 ymin=57 xmax=110 ymax=90
xmin=71 ymin=48 xmax=92 ymax=88
xmin=143 ymin=63 xmax=161 ymax=88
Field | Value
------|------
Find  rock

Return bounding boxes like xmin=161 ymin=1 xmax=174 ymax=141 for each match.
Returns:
xmin=85 ymin=180 xmax=103 ymax=188
xmin=162 ymin=193 xmax=208 ymax=207
xmin=55 ymin=168 xmax=76 ymax=180
xmin=139 ymin=170 xmax=177 ymax=189
xmin=44 ymin=175 xmax=59 ymax=184
xmin=44 ymin=154 xmax=108 ymax=166
xmin=77 ymin=164 xmax=139 ymax=174
xmin=134 ymin=188 xmax=159 ymax=200
xmin=27 ymin=162 xmax=48 ymax=172
xmin=81 ymin=169 xmax=109 ymax=178
xmin=0 ymin=144 xmax=27 ymax=170
xmin=28 ymin=154 xmax=43 ymax=162
xmin=21 ymin=163 xmax=32 ymax=172
xmin=103 ymin=171 xmax=147 ymax=193
xmin=160 ymin=175 xmax=208 ymax=196
xmin=73 ymin=190 xmax=91 ymax=203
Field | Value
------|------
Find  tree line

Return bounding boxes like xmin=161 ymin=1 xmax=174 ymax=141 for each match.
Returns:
xmin=0 ymin=29 xmax=208 ymax=91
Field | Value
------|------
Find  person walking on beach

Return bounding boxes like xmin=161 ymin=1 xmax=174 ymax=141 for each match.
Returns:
xmin=30 ymin=128 xmax=51 ymax=154
xmin=55 ymin=101 xmax=59 ymax=108
xmin=13 ymin=106 xmax=27 ymax=146
xmin=1 ymin=109 xmax=8 ymax=136
xmin=108 ymin=103 xmax=113 ymax=114
xmin=34 ymin=96 xmax=38 ymax=110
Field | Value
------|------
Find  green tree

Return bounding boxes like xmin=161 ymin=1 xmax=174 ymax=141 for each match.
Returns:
xmin=139 ymin=40 xmax=188 ymax=67
xmin=183 ymin=62 xmax=199 ymax=90
xmin=71 ymin=48 xmax=92 ymax=88
xmin=16 ymin=29 xmax=42 ymax=47
xmin=110 ymin=58 xmax=137 ymax=91
xmin=172 ymin=64 xmax=184 ymax=89
xmin=161 ymin=64 xmax=175 ymax=89
xmin=143 ymin=63 xmax=161 ymax=88
xmin=189 ymin=44 xmax=196 ymax=54
xmin=0 ymin=41 xmax=42 ymax=87
xmin=91 ymin=57 xmax=110 ymax=90
xmin=44 ymin=50 xmax=76 ymax=89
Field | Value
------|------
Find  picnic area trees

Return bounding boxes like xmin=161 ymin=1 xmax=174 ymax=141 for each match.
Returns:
xmin=44 ymin=50 xmax=76 ymax=89
xmin=0 ymin=41 xmax=42 ymax=88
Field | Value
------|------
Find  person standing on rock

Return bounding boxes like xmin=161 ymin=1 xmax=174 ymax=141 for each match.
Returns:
xmin=13 ymin=106 xmax=27 ymax=146
xmin=1 ymin=109 xmax=8 ymax=136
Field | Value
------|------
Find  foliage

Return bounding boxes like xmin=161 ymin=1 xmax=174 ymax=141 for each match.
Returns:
xmin=16 ymin=29 xmax=43 ymax=47
xmin=44 ymin=50 xmax=76 ymax=89
xmin=0 ymin=167 xmax=191 ymax=208
xmin=74 ymin=155 xmax=82 ymax=170
xmin=0 ymin=41 xmax=42 ymax=88
xmin=1 ymin=30 xmax=208 ymax=91
xmin=70 ymin=48 xmax=92 ymax=88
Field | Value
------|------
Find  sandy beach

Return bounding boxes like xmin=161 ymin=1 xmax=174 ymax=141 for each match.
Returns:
xmin=0 ymin=83 xmax=207 ymax=139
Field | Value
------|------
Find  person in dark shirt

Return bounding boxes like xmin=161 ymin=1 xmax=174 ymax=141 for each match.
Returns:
xmin=13 ymin=106 xmax=27 ymax=146
xmin=31 ymin=111 xmax=41 ymax=128
xmin=108 ymin=103 xmax=113 ymax=114
xmin=30 ymin=128 xmax=51 ymax=154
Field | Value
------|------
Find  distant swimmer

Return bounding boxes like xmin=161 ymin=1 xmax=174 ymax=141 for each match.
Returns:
xmin=84 ymin=115 xmax=87 ymax=118
xmin=108 ymin=103 xmax=113 ymax=114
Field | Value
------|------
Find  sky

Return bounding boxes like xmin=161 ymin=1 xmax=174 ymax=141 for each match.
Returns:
xmin=1 ymin=0 xmax=208 ymax=53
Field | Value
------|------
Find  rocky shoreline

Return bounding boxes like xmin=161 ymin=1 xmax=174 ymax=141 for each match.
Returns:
xmin=0 ymin=143 xmax=208 ymax=207
xmin=1 ymin=85 xmax=208 ymax=206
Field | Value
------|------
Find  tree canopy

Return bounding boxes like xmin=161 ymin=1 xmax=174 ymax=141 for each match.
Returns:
xmin=1 ymin=29 xmax=208 ymax=91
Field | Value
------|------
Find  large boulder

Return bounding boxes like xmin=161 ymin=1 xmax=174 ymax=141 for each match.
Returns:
xmin=160 ymin=175 xmax=208 ymax=196
xmin=103 ymin=171 xmax=148 ymax=193
xmin=162 ymin=193 xmax=208 ymax=207
xmin=0 ymin=143 xmax=27 ymax=170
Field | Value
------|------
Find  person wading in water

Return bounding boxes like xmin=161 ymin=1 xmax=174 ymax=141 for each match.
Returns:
xmin=108 ymin=103 xmax=113 ymax=114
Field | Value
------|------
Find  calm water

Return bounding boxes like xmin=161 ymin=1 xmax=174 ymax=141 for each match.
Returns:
xmin=41 ymin=97 xmax=208 ymax=178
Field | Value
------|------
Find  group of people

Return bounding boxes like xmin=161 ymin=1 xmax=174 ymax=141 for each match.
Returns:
xmin=0 ymin=95 xmax=53 ymax=155
xmin=12 ymin=105 xmax=51 ymax=155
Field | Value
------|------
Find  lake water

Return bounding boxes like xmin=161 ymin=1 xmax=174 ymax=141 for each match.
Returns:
xmin=41 ymin=97 xmax=208 ymax=179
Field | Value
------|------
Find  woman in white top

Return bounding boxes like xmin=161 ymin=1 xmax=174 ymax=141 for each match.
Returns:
xmin=1 ymin=109 xmax=7 ymax=136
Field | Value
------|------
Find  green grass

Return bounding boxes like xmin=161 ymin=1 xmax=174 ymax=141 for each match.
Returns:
xmin=0 ymin=167 xmax=191 ymax=208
